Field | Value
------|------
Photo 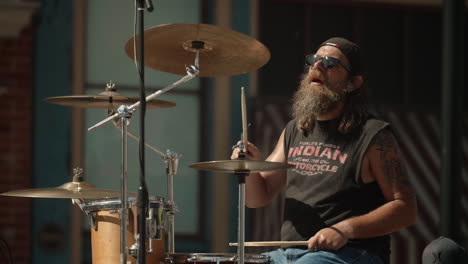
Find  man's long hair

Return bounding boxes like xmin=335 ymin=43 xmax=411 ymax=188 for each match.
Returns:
xmin=337 ymin=83 xmax=368 ymax=134
xmin=295 ymin=81 xmax=369 ymax=135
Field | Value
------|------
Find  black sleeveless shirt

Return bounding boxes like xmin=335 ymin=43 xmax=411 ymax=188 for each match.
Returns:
xmin=281 ymin=117 xmax=390 ymax=260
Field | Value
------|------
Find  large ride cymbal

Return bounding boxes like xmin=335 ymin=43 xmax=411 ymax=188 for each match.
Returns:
xmin=1 ymin=181 xmax=134 ymax=199
xmin=125 ymin=23 xmax=271 ymax=77
xmin=44 ymin=95 xmax=176 ymax=109
xmin=189 ymin=160 xmax=293 ymax=173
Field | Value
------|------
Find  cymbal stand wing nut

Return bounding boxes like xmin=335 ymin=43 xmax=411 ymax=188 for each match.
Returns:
xmin=117 ymin=105 xmax=133 ymax=127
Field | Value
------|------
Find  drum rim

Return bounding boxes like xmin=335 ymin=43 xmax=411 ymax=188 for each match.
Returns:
xmin=81 ymin=196 xmax=165 ymax=212
xmin=165 ymin=253 xmax=270 ymax=263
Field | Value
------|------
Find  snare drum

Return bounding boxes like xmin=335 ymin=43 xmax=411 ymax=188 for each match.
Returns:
xmin=165 ymin=253 xmax=270 ymax=264
xmin=81 ymin=196 xmax=166 ymax=264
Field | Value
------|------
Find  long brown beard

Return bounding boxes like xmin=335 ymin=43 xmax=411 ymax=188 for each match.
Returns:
xmin=292 ymin=73 xmax=350 ymax=133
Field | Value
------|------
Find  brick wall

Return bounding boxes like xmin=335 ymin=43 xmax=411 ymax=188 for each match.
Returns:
xmin=0 ymin=24 xmax=34 ymax=264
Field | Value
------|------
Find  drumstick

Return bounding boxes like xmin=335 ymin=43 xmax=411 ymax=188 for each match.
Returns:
xmin=241 ymin=87 xmax=248 ymax=150
xmin=229 ymin=241 xmax=309 ymax=247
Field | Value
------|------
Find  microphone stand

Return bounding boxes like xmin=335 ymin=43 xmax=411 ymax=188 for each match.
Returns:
xmin=136 ymin=1 xmax=149 ymax=263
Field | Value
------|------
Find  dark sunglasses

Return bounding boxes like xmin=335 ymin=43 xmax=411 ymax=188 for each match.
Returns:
xmin=305 ymin=54 xmax=351 ymax=72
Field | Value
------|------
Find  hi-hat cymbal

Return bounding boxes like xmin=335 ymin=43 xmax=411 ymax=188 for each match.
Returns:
xmin=1 ymin=181 xmax=134 ymax=199
xmin=189 ymin=160 xmax=293 ymax=173
xmin=125 ymin=23 xmax=271 ymax=77
xmin=44 ymin=95 xmax=176 ymax=109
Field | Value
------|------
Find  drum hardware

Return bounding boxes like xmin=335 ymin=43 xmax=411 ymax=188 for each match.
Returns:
xmin=127 ymin=238 xmax=159 ymax=259
xmin=128 ymin=194 xmax=166 ymax=258
xmin=113 ymin=116 xmax=181 ymax=254
xmin=124 ymin=150 xmax=179 ymax=257
xmin=87 ymin=64 xmax=199 ymax=132
xmin=88 ymin=70 xmax=198 ymax=263
xmin=122 ymin=150 xmax=180 ymax=257
xmin=165 ymin=253 xmax=271 ymax=264
xmin=236 ymin=89 xmax=248 ymax=264
xmin=128 ymin=198 xmax=165 ymax=259
xmin=147 ymin=200 xmax=164 ymax=240
xmin=164 ymin=151 xmax=181 ymax=254
xmin=112 ymin=114 xmax=181 ymax=256
xmin=77 ymin=198 xmax=133 ymax=232
xmin=76 ymin=196 xmax=166 ymax=264
xmin=116 ymin=104 xmax=132 ymax=263
xmin=128 ymin=241 xmax=140 ymax=259
xmin=237 ymin=169 xmax=247 ymax=264
xmin=86 ymin=211 xmax=97 ymax=230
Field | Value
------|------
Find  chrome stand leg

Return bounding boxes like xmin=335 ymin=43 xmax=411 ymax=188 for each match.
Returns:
xmin=118 ymin=105 xmax=131 ymax=264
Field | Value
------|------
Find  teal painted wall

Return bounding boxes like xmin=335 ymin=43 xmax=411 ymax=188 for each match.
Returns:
xmin=33 ymin=0 xmax=73 ymax=263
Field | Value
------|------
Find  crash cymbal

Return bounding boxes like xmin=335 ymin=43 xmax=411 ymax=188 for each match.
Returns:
xmin=1 ymin=181 xmax=134 ymax=199
xmin=125 ymin=23 xmax=270 ymax=77
xmin=189 ymin=160 xmax=293 ymax=173
xmin=44 ymin=95 xmax=176 ymax=109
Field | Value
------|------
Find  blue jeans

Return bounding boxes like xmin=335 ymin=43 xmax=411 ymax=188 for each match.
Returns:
xmin=264 ymin=247 xmax=384 ymax=264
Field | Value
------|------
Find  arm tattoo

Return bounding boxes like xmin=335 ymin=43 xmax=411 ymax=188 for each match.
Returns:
xmin=371 ymin=129 xmax=415 ymax=198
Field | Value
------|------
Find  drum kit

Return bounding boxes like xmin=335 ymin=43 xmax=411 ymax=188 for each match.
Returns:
xmin=1 ymin=21 xmax=294 ymax=264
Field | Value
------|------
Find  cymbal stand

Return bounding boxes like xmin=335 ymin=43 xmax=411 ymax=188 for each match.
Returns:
xmin=236 ymin=87 xmax=249 ymax=264
xmin=112 ymin=123 xmax=167 ymax=158
xmin=117 ymin=104 xmax=132 ymax=264
xmin=112 ymin=123 xmax=181 ymax=256
xmin=112 ymin=117 xmax=182 ymax=255
xmin=89 ymin=67 xmax=198 ymax=263
xmin=87 ymin=63 xmax=199 ymax=132
xmin=236 ymin=172 xmax=247 ymax=264
xmin=236 ymin=150 xmax=248 ymax=264
xmin=164 ymin=151 xmax=181 ymax=253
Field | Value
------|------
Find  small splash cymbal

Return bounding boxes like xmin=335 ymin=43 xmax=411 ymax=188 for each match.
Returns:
xmin=44 ymin=95 xmax=176 ymax=109
xmin=189 ymin=160 xmax=293 ymax=173
xmin=125 ymin=23 xmax=271 ymax=77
